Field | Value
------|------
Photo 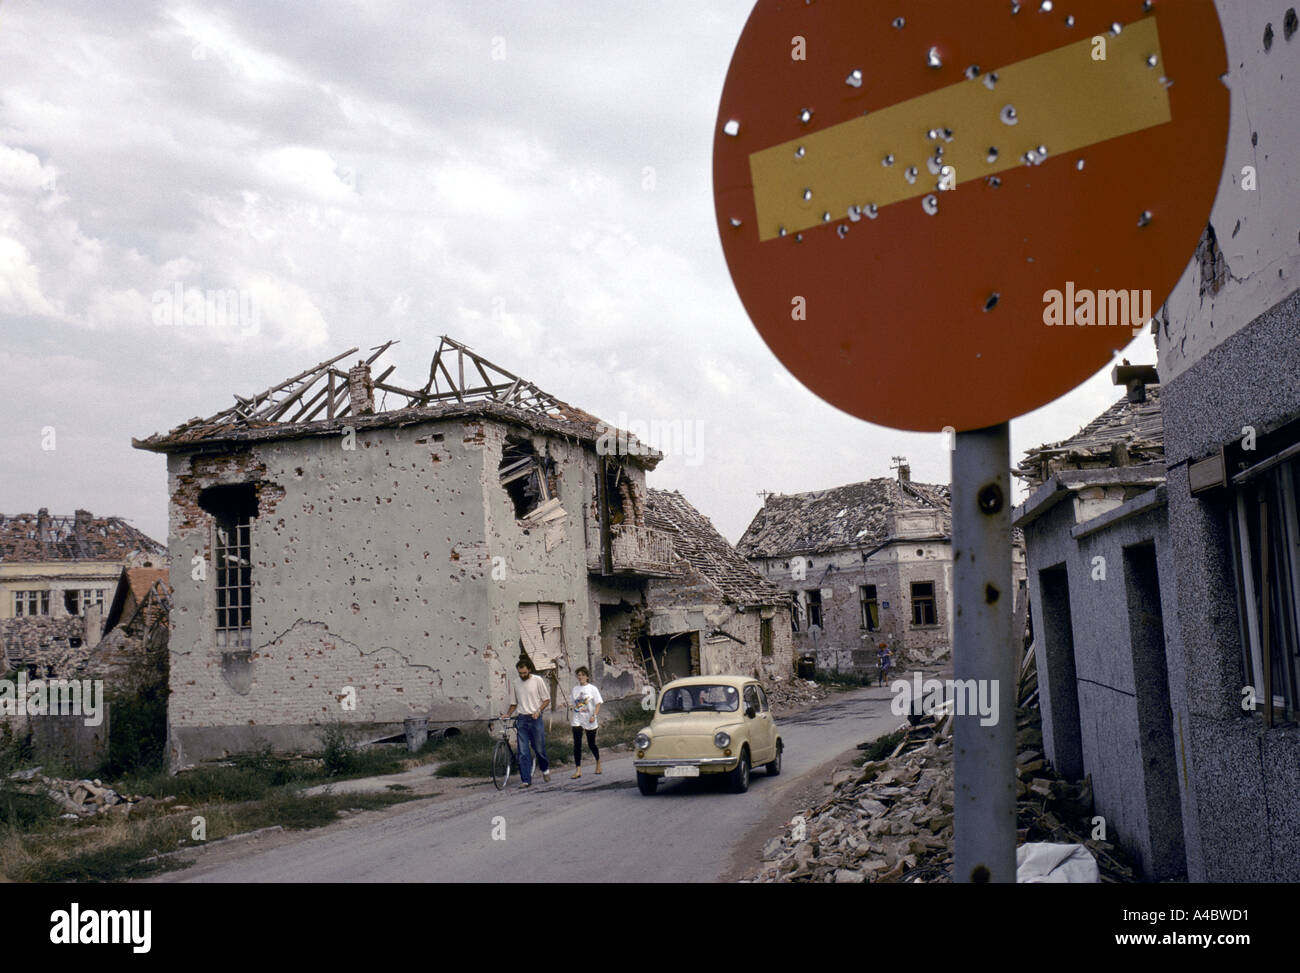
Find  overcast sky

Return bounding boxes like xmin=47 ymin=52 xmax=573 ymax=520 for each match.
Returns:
xmin=0 ymin=0 xmax=1157 ymax=546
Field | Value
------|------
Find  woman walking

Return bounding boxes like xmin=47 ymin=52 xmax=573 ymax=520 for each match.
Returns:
xmin=568 ymin=666 xmax=603 ymax=778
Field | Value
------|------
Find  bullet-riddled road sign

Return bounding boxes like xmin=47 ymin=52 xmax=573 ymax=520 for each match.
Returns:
xmin=713 ymin=0 xmax=1229 ymax=432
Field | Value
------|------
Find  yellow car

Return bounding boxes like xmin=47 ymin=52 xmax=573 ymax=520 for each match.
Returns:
xmin=632 ymin=675 xmax=783 ymax=795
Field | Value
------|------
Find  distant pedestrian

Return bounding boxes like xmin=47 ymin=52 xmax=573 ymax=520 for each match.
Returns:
xmin=505 ymin=657 xmax=551 ymax=788
xmin=567 ymin=666 xmax=603 ymax=778
xmin=877 ymin=644 xmax=892 ymax=686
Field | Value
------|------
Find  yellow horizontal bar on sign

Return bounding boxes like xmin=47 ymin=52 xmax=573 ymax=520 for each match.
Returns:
xmin=749 ymin=16 xmax=1170 ymax=241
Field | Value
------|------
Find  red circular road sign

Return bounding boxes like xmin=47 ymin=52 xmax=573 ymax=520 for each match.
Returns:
xmin=714 ymin=0 xmax=1229 ymax=432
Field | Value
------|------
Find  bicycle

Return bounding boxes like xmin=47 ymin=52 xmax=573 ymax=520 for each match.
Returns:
xmin=491 ymin=717 xmax=519 ymax=790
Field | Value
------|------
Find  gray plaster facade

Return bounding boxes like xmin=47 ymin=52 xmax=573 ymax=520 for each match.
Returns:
xmin=1159 ymin=288 xmax=1300 ymax=882
xmin=151 ymin=409 xmax=665 ymax=766
xmin=138 ymin=344 xmax=791 ymax=769
xmin=1017 ymin=471 xmax=1189 ymax=880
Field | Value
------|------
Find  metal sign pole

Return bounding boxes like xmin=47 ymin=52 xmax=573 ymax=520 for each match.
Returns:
xmin=952 ymin=422 xmax=1016 ymax=883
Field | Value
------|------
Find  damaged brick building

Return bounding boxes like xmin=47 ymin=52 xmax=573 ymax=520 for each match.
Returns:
xmin=639 ymin=489 xmax=793 ymax=686
xmin=738 ymin=464 xmax=1028 ymax=676
xmin=0 ymin=508 xmax=166 ymax=678
xmin=135 ymin=336 xmax=787 ymax=767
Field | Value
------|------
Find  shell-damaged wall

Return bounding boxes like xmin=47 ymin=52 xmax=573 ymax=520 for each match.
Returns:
xmin=164 ymin=417 xmax=606 ymax=767
xmin=480 ymin=424 xmax=618 ymax=710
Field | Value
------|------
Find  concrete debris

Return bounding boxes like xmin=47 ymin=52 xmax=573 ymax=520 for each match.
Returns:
xmin=4 ymin=770 xmax=169 ymax=818
xmin=764 ymin=677 xmax=828 ymax=713
xmin=751 ymin=704 xmax=1136 ymax=883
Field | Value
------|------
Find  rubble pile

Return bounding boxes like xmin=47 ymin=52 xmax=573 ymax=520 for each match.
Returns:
xmin=753 ymin=706 xmax=1137 ymax=883
xmin=753 ymin=713 xmax=955 ymax=883
xmin=4 ymin=767 xmax=170 ymax=818
xmin=765 ymin=677 xmax=828 ymax=712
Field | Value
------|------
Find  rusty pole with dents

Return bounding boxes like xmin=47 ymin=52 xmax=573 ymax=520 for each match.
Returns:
xmin=952 ymin=423 xmax=1016 ymax=882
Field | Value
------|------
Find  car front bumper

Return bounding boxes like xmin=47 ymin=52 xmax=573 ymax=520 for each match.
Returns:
xmin=633 ymin=757 xmax=739 ymax=773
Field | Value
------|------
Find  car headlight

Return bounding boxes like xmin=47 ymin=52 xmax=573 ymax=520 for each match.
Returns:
xmin=634 ymin=732 xmax=652 ymax=751
xmin=714 ymin=731 xmax=731 ymax=749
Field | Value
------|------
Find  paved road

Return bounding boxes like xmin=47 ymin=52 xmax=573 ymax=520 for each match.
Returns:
xmin=156 ymin=685 xmax=902 ymax=883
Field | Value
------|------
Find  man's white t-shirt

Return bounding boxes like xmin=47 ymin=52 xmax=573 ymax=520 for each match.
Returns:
xmin=570 ymin=683 xmax=603 ymax=730
xmin=510 ymin=673 xmax=550 ymax=716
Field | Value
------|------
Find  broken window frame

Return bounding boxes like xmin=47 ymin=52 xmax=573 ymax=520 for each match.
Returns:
xmin=66 ymin=588 xmax=105 ymax=616
xmin=805 ymin=588 xmax=823 ymax=629
xmin=911 ymin=581 xmax=937 ymax=627
xmin=861 ymin=584 xmax=880 ymax=630
xmin=1228 ymin=455 xmax=1300 ymax=725
xmin=500 ymin=438 xmax=554 ymax=521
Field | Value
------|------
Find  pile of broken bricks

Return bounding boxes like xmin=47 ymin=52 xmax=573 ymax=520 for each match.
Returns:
xmin=765 ymin=677 xmax=829 ymax=713
xmin=5 ymin=768 xmax=181 ymax=819
xmin=751 ymin=706 xmax=1137 ymax=884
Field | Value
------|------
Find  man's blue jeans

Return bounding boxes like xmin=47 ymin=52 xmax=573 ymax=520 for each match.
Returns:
xmin=516 ymin=714 xmax=549 ymax=784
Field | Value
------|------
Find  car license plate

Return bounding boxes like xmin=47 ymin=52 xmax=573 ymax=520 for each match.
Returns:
xmin=665 ymin=766 xmax=699 ymax=778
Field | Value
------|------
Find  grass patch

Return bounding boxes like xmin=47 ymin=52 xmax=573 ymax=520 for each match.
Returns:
xmin=856 ymin=728 xmax=907 ymax=764
xmin=120 ymin=739 xmax=408 ymax=805
xmin=1 ymin=787 xmax=421 ymax=883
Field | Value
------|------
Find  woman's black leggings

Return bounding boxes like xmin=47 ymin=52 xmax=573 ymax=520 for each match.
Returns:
xmin=572 ymin=727 xmax=599 ymax=765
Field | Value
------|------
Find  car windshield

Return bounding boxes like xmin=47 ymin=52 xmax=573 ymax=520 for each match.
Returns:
xmin=659 ymin=684 xmax=740 ymax=714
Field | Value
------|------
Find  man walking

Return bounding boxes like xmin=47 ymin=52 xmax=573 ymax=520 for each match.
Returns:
xmin=505 ymin=656 xmax=551 ymax=788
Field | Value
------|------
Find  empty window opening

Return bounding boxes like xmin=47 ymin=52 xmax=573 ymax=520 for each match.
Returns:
xmin=761 ymin=617 xmax=774 ymax=656
xmin=805 ymin=589 xmax=823 ymax=628
xmin=600 ymin=460 xmax=636 ymax=526
xmin=861 ymin=584 xmax=879 ymax=630
xmin=500 ymin=437 xmax=555 ymax=520
xmin=911 ymin=581 xmax=937 ymax=626
xmin=64 ymin=588 xmax=106 ymax=616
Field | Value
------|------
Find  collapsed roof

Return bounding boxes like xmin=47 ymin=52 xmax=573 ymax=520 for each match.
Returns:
xmin=1016 ymin=386 xmax=1164 ymax=490
xmin=646 ymin=489 xmax=788 ymax=608
xmin=736 ymin=478 xmax=951 ymax=559
xmin=134 ymin=335 xmax=660 ymax=466
xmin=0 ymin=509 xmax=165 ymax=564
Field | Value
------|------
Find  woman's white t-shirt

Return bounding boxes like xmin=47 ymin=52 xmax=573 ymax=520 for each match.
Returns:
xmin=570 ymin=684 xmax=603 ymax=729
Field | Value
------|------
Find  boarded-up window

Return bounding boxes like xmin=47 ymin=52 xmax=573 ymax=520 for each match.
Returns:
xmin=518 ymin=602 xmax=564 ymax=670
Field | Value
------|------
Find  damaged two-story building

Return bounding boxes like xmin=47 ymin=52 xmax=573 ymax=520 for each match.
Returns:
xmin=135 ymin=336 xmax=787 ymax=767
xmin=639 ymin=488 xmax=793 ymax=685
xmin=0 ymin=509 xmax=166 ymax=679
xmin=738 ymin=465 xmax=1014 ymax=676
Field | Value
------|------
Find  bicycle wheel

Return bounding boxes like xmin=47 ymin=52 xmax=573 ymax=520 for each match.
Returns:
xmin=491 ymin=739 xmax=513 ymax=790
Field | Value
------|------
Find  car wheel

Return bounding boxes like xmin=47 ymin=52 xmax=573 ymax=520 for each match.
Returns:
xmin=765 ymin=741 xmax=782 ymax=776
xmin=729 ymin=747 xmax=751 ymax=793
xmin=637 ymin=772 xmax=659 ymax=796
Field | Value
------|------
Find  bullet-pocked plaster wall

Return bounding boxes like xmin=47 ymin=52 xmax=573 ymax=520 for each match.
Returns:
xmin=751 ymin=542 xmax=954 ymax=671
xmin=1021 ymin=493 xmax=1190 ymax=880
xmin=1158 ymin=0 xmax=1300 ymax=381
xmin=164 ymin=417 xmax=623 ymax=766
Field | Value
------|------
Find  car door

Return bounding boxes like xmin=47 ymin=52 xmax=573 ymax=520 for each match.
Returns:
xmin=754 ymin=685 xmax=777 ymax=763
xmin=743 ymin=684 xmax=773 ymax=763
